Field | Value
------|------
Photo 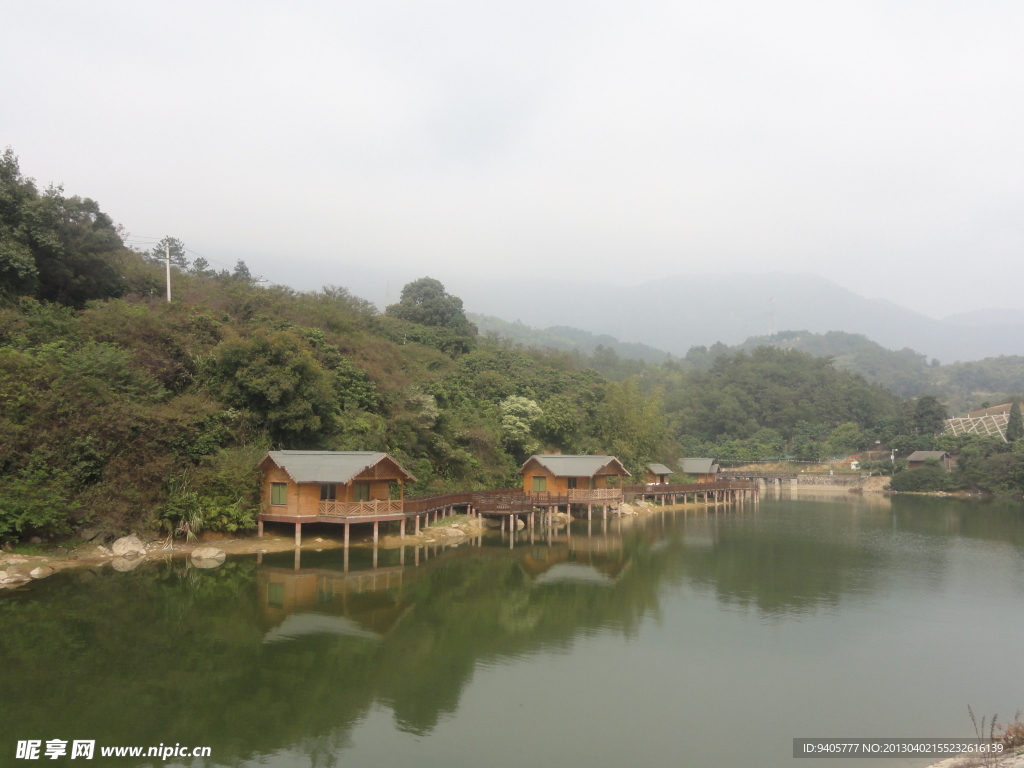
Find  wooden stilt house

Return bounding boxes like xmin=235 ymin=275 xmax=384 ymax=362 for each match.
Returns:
xmin=644 ymin=463 xmax=674 ymax=484
xmin=260 ymin=451 xmax=417 ymax=518
xmin=519 ymin=454 xmax=630 ymax=495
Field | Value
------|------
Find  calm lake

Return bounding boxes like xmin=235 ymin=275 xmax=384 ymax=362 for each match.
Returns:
xmin=3 ymin=492 xmax=1024 ymax=768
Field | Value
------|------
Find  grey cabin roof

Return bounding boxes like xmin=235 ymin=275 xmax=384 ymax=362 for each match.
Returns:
xmin=646 ymin=463 xmax=674 ymax=476
xmin=906 ymin=450 xmax=950 ymax=462
xmin=680 ymin=458 xmax=720 ymax=475
xmin=264 ymin=451 xmax=416 ymax=484
xmin=521 ymin=454 xmax=630 ymax=477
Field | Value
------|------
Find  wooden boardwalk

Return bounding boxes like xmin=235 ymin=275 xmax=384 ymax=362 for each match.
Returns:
xmin=258 ymin=481 xmax=759 ymax=547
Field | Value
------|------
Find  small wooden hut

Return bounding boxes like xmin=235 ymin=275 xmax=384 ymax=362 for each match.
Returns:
xmin=906 ymin=450 xmax=953 ymax=471
xmin=644 ymin=463 xmax=674 ymax=484
xmin=519 ymin=454 xmax=630 ymax=494
xmin=260 ymin=450 xmax=417 ymax=518
xmin=679 ymin=458 xmax=720 ymax=483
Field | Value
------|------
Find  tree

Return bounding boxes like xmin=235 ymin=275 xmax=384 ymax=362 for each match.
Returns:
xmin=213 ymin=330 xmax=338 ymax=446
xmin=232 ymin=260 xmax=251 ymax=280
xmin=0 ymin=148 xmax=126 ymax=306
xmin=385 ymin=277 xmax=477 ymax=333
xmin=500 ymin=396 xmax=542 ymax=455
xmin=911 ymin=395 xmax=948 ymax=435
xmin=149 ymin=237 xmax=188 ymax=269
xmin=190 ymin=257 xmax=215 ymax=277
xmin=1007 ymin=401 xmax=1024 ymax=442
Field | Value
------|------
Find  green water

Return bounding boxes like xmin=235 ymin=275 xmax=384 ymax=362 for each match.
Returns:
xmin=3 ymin=493 xmax=1024 ymax=768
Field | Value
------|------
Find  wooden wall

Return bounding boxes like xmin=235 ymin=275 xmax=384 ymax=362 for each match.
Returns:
xmin=519 ymin=466 xmax=617 ymax=494
xmin=260 ymin=460 xmax=398 ymax=516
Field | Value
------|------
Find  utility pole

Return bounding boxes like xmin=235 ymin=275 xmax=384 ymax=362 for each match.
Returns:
xmin=165 ymin=243 xmax=171 ymax=302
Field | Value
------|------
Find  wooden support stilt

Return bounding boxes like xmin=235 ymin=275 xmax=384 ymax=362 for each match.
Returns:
xmin=373 ymin=520 xmax=379 ymax=545
xmin=294 ymin=522 xmax=302 ymax=547
xmin=415 ymin=515 xmax=420 ymax=535
xmin=400 ymin=517 xmax=406 ymax=539
xmin=344 ymin=522 xmax=350 ymax=549
xmin=587 ymin=504 xmax=592 ymax=521
xmin=257 ymin=519 xmax=264 ymax=537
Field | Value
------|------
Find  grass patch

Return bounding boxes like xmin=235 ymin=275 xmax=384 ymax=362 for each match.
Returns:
xmin=426 ymin=514 xmax=474 ymax=529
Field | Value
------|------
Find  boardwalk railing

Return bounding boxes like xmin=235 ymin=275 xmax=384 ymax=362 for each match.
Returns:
xmin=273 ymin=480 xmax=759 ymax=523
xmin=621 ymin=480 xmax=757 ymax=495
xmin=567 ymin=488 xmax=622 ymax=502
xmin=318 ymin=499 xmax=404 ymax=518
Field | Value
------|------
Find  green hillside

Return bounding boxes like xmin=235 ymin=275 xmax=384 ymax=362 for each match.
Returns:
xmin=3 ymin=150 xmax=1024 ymax=543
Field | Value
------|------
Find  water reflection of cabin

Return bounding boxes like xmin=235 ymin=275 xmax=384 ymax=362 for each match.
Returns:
xmin=258 ymin=451 xmax=417 ymax=543
xmin=644 ymin=463 xmax=674 ymax=484
xmin=519 ymin=455 xmax=630 ymax=501
xmin=259 ymin=565 xmax=411 ymax=643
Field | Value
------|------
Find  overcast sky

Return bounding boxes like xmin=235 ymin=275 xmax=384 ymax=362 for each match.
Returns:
xmin=4 ymin=1 xmax=1023 ymax=318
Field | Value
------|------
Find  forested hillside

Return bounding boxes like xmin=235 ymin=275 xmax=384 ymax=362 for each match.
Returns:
xmin=478 ymin=313 xmax=1024 ymax=414
xmin=3 ymin=150 xmax=1022 ymax=543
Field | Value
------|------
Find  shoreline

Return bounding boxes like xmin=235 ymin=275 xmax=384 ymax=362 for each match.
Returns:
xmin=0 ymin=496 xmax=727 ymax=586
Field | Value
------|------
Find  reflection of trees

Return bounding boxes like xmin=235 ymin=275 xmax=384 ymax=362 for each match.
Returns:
xmin=0 ymin=538 xmax=665 ymax=763
xmin=669 ymin=515 xmax=885 ymax=613
xmin=4 ymin=502 xmax=1020 ymax=763
xmin=890 ymin=495 xmax=1024 ymax=548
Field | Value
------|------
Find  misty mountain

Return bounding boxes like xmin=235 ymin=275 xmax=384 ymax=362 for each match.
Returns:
xmin=451 ymin=272 xmax=1024 ymax=364
xmin=468 ymin=314 xmax=675 ymax=364
xmin=942 ymin=308 xmax=1024 ymax=326
xmin=471 ymin=311 xmax=1024 ymax=414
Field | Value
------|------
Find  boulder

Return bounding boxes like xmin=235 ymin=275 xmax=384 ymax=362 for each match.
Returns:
xmin=2 ymin=568 xmax=32 ymax=583
xmin=111 ymin=556 xmax=144 ymax=572
xmin=111 ymin=535 xmax=146 ymax=558
xmin=29 ymin=566 xmax=54 ymax=579
xmin=515 ymin=518 xmax=526 ymax=531
xmin=94 ymin=545 xmax=112 ymax=556
xmin=191 ymin=547 xmax=226 ymax=567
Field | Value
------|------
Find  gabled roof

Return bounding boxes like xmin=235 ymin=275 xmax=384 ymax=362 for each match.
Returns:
xmin=263 ymin=451 xmax=417 ymax=484
xmin=680 ymin=458 xmax=719 ymax=475
xmin=646 ymin=463 xmax=673 ymax=475
xmin=906 ymin=450 xmax=950 ymax=462
xmin=519 ymin=454 xmax=631 ymax=477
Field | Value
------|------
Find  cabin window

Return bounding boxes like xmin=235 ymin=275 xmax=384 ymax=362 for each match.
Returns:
xmin=354 ymin=482 xmax=370 ymax=502
xmin=267 ymin=582 xmax=284 ymax=607
xmin=320 ymin=483 xmax=337 ymax=501
xmin=531 ymin=476 xmax=547 ymax=492
xmin=270 ymin=483 xmax=287 ymax=506
xmin=567 ymin=477 xmax=578 ymax=490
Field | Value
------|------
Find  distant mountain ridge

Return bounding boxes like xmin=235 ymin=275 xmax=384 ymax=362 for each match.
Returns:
xmin=452 ymin=272 xmax=1024 ymax=364
xmin=471 ymin=312 xmax=1024 ymax=413
xmin=469 ymin=314 xmax=674 ymax=364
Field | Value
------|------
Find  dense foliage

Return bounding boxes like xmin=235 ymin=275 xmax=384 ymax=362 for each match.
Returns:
xmin=5 ymin=152 xmax=1024 ymax=541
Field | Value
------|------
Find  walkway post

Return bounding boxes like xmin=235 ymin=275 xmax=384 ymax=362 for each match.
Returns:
xmin=400 ymin=517 xmax=406 ymax=539
xmin=344 ymin=522 xmax=350 ymax=549
xmin=257 ymin=520 xmax=263 ymax=538
xmin=295 ymin=522 xmax=302 ymax=547
xmin=373 ymin=521 xmax=379 ymax=545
